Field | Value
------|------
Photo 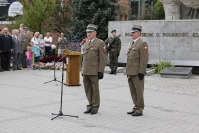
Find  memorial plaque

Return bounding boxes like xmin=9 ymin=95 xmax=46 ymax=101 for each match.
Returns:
xmin=108 ymin=20 xmax=199 ymax=66
xmin=160 ymin=67 xmax=192 ymax=79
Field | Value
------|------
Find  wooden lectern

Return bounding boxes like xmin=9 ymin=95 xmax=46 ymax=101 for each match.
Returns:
xmin=63 ymin=49 xmax=81 ymax=86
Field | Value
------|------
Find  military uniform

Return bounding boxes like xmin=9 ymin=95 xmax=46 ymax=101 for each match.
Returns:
xmin=105 ymin=31 xmax=121 ymax=74
xmin=82 ymin=24 xmax=107 ymax=114
xmin=21 ymin=31 xmax=30 ymax=68
xmin=126 ymin=25 xmax=149 ymax=116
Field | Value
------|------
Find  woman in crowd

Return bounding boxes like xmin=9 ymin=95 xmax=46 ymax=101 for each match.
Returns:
xmin=38 ymin=34 xmax=45 ymax=58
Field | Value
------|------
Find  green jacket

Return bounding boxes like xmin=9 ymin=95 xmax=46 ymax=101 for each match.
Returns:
xmin=105 ymin=36 xmax=121 ymax=55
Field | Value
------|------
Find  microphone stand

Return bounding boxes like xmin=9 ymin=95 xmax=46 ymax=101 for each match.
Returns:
xmin=44 ymin=58 xmax=62 ymax=86
xmin=51 ymin=42 xmax=82 ymax=120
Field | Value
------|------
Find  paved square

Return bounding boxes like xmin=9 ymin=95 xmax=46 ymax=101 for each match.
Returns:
xmin=0 ymin=68 xmax=199 ymax=133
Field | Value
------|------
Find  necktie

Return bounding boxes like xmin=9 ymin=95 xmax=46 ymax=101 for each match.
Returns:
xmin=89 ymin=40 xmax=91 ymax=45
xmin=132 ymin=41 xmax=134 ymax=46
xmin=16 ymin=36 xmax=19 ymax=45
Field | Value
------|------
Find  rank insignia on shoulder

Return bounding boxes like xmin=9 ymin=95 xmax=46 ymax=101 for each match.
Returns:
xmin=144 ymin=46 xmax=148 ymax=50
xmin=143 ymin=43 xmax=148 ymax=50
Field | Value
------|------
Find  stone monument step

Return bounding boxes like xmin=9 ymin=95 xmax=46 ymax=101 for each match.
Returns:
xmin=160 ymin=67 xmax=193 ymax=79
xmin=146 ymin=68 xmax=156 ymax=76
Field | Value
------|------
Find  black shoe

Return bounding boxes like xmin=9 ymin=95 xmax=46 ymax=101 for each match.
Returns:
xmin=132 ymin=112 xmax=143 ymax=116
xmin=113 ymin=70 xmax=116 ymax=75
xmin=17 ymin=68 xmax=22 ymax=70
xmin=90 ymin=109 xmax=98 ymax=115
xmin=109 ymin=70 xmax=113 ymax=74
xmin=127 ymin=110 xmax=136 ymax=115
xmin=84 ymin=109 xmax=92 ymax=114
xmin=5 ymin=69 xmax=10 ymax=71
xmin=0 ymin=70 xmax=3 ymax=72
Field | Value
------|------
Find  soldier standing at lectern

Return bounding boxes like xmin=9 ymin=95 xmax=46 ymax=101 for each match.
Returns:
xmin=105 ymin=30 xmax=121 ymax=75
xmin=126 ymin=25 xmax=149 ymax=116
xmin=81 ymin=24 xmax=107 ymax=115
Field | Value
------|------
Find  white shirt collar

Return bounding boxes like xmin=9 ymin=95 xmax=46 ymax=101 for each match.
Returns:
xmin=133 ymin=37 xmax=140 ymax=43
xmin=89 ymin=37 xmax=96 ymax=42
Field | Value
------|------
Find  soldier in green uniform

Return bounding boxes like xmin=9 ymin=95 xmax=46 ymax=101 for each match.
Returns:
xmin=126 ymin=25 xmax=149 ymax=116
xmin=81 ymin=24 xmax=107 ymax=115
xmin=105 ymin=30 xmax=121 ymax=75
xmin=20 ymin=28 xmax=30 ymax=68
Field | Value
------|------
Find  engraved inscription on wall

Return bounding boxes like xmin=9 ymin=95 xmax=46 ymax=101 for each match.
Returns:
xmin=125 ymin=32 xmax=199 ymax=37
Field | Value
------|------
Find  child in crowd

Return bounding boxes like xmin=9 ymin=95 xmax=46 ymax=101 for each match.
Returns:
xmin=30 ymin=41 xmax=44 ymax=70
xmin=25 ymin=46 xmax=33 ymax=69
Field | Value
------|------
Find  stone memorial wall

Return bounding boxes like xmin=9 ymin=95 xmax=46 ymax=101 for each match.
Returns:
xmin=108 ymin=20 xmax=199 ymax=66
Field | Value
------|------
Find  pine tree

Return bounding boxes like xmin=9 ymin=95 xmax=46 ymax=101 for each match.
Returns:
xmin=72 ymin=0 xmax=118 ymax=41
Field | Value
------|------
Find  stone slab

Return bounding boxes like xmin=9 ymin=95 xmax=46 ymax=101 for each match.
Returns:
xmin=146 ymin=68 xmax=156 ymax=76
xmin=160 ymin=67 xmax=192 ymax=79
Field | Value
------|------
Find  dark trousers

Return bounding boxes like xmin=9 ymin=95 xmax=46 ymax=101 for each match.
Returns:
xmin=0 ymin=54 xmax=2 ymax=70
xmin=45 ymin=46 xmax=51 ymax=56
xmin=14 ymin=53 xmax=21 ymax=69
xmin=1 ymin=51 xmax=11 ymax=70
xmin=22 ymin=50 xmax=26 ymax=67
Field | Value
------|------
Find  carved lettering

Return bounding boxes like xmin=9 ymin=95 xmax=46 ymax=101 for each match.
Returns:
xmin=163 ymin=33 xmax=188 ymax=37
xmin=192 ymin=33 xmax=199 ymax=37
xmin=141 ymin=33 xmax=153 ymax=37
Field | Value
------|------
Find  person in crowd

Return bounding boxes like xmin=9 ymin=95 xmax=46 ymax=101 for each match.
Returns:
xmin=29 ymin=31 xmax=34 ymax=40
xmin=0 ymin=28 xmax=14 ymax=71
xmin=25 ymin=45 xmax=33 ymax=69
xmin=0 ymin=29 xmax=2 ymax=71
xmin=38 ymin=34 xmax=45 ymax=58
xmin=12 ymin=29 xmax=23 ymax=70
xmin=30 ymin=41 xmax=43 ymax=70
xmin=19 ymin=23 xmax=24 ymax=31
xmin=44 ymin=32 xmax=53 ymax=56
xmin=57 ymin=32 xmax=67 ymax=56
xmin=20 ymin=27 xmax=30 ymax=68
xmin=31 ymin=32 xmax=39 ymax=46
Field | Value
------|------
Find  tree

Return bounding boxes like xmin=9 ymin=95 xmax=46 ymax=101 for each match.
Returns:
xmin=49 ymin=0 xmax=73 ymax=36
xmin=154 ymin=0 xmax=165 ymax=19
xmin=12 ymin=0 xmax=58 ymax=33
xmin=71 ymin=0 xmax=119 ymax=41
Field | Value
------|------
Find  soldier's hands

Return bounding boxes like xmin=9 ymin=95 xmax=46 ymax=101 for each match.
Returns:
xmin=98 ymin=72 xmax=103 ymax=79
xmin=138 ymin=73 xmax=144 ymax=80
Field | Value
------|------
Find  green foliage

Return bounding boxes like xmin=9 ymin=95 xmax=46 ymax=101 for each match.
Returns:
xmin=71 ymin=0 xmax=118 ymax=41
xmin=154 ymin=0 xmax=165 ymax=20
xmin=49 ymin=0 xmax=73 ymax=35
xmin=12 ymin=0 xmax=58 ymax=33
xmin=151 ymin=60 xmax=173 ymax=74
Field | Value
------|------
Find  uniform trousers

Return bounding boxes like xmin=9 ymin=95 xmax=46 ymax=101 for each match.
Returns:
xmin=83 ymin=75 xmax=100 ymax=110
xmin=109 ymin=50 xmax=119 ymax=70
xmin=128 ymin=75 xmax=144 ymax=113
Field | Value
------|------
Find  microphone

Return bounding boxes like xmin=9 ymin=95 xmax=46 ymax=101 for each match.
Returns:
xmin=80 ymin=38 xmax=87 ymax=47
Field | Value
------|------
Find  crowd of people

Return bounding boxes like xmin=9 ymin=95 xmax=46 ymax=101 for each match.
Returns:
xmin=0 ymin=24 xmax=67 ymax=72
